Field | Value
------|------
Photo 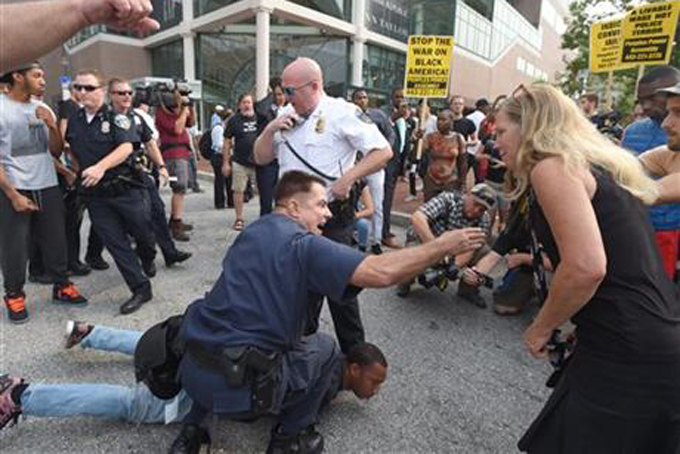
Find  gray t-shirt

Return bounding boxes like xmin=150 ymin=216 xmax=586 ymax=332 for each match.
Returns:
xmin=0 ymin=95 xmax=57 ymax=190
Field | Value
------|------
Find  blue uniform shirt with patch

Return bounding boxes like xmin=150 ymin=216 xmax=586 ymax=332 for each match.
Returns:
xmin=180 ymin=213 xmax=365 ymax=353
xmin=65 ymin=104 xmax=136 ymax=169
xmin=622 ymin=118 xmax=680 ymax=230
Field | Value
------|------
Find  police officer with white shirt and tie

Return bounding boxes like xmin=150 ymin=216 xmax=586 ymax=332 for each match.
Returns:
xmin=253 ymin=57 xmax=393 ymax=354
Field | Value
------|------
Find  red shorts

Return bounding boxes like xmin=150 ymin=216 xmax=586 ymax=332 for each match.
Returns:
xmin=655 ymin=230 xmax=680 ymax=280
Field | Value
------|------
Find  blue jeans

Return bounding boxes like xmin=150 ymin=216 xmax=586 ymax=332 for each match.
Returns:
xmin=21 ymin=326 xmax=193 ymax=424
xmin=354 ymin=218 xmax=370 ymax=249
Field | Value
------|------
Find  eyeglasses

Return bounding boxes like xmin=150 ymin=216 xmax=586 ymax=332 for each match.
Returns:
xmin=72 ymin=84 xmax=101 ymax=93
xmin=112 ymin=90 xmax=133 ymax=96
xmin=283 ymin=81 xmax=316 ymax=98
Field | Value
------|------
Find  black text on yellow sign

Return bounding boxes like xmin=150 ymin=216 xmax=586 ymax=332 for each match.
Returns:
xmin=590 ymin=18 xmax=635 ymax=73
xmin=621 ymin=1 xmax=680 ymax=65
xmin=404 ymin=35 xmax=454 ymax=98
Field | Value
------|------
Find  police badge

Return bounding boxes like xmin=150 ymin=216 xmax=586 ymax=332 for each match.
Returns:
xmin=101 ymin=121 xmax=110 ymax=134
xmin=114 ymin=114 xmax=131 ymax=130
xmin=315 ymin=115 xmax=325 ymax=134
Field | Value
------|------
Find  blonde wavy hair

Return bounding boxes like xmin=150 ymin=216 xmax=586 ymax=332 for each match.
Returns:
xmin=501 ymin=83 xmax=658 ymax=204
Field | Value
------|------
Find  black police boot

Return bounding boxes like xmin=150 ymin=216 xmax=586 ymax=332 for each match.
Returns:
xmin=67 ymin=261 xmax=92 ymax=276
xmin=168 ymin=424 xmax=211 ymax=454
xmin=266 ymin=425 xmax=324 ymax=454
xmin=120 ymin=288 xmax=152 ymax=315
xmin=86 ymin=256 xmax=110 ymax=271
xmin=142 ymin=260 xmax=157 ymax=278
xmin=165 ymin=250 xmax=192 ymax=268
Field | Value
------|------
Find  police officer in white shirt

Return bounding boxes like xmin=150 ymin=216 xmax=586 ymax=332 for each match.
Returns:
xmin=254 ymin=57 xmax=392 ymax=353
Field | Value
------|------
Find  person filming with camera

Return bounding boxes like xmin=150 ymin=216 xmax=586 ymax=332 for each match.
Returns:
xmin=155 ymin=82 xmax=196 ymax=242
xmin=396 ymin=183 xmax=495 ymax=307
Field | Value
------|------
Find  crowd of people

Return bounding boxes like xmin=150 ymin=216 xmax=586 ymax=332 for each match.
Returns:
xmin=1 ymin=2 xmax=680 ymax=452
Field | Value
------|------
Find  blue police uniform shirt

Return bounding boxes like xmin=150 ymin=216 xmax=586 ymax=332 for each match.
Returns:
xmin=180 ymin=213 xmax=366 ymax=353
xmin=622 ymin=117 xmax=680 ymax=230
xmin=65 ymin=104 xmax=136 ymax=170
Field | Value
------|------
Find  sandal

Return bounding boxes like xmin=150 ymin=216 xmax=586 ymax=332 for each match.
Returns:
xmin=233 ymin=219 xmax=245 ymax=231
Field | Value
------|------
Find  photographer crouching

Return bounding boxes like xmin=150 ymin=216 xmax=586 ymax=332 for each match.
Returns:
xmin=154 ymin=82 xmax=196 ymax=242
xmin=397 ymin=183 xmax=495 ymax=307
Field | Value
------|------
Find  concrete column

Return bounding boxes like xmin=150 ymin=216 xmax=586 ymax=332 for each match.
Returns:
xmin=352 ymin=38 xmax=365 ymax=87
xmin=182 ymin=32 xmax=196 ymax=81
xmin=256 ymin=7 xmax=272 ymax=101
xmin=181 ymin=0 xmax=196 ymax=81
xmin=352 ymin=0 xmax=367 ymax=87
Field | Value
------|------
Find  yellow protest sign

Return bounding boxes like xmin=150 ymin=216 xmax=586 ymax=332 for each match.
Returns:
xmin=590 ymin=17 xmax=635 ymax=73
xmin=621 ymin=1 xmax=680 ymax=65
xmin=404 ymin=35 xmax=454 ymax=98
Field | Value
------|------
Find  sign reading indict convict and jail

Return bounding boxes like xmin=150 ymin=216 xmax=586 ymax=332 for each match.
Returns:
xmin=404 ymin=35 xmax=454 ymax=98
xmin=590 ymin=17 xmax=635 ymax=73
xmin=620 ymin=1 xmax=680 ymax=65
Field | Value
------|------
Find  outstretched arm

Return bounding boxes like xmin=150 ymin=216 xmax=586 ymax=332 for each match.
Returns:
xmin=0 ymin=0 xmax=159 ymax=72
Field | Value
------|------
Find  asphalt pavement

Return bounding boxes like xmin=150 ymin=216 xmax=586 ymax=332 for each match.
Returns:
xmin=0 ymin=184 xmax=552 ymax=453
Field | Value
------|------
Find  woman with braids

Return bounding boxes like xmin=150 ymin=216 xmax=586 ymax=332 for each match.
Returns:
xmin=491 ymin=84 xmax=680 ymax=452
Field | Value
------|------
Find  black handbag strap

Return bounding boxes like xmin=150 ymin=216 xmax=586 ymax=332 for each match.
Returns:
xmin=282 ymin=136 xmax=337 ymax=181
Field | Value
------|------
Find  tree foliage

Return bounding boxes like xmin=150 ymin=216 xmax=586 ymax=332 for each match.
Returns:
xmin=559 ymin=0 xmax=678 ymax=117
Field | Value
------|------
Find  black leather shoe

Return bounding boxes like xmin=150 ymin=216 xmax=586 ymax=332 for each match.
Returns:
xmin=67 ymin=261 xmax=91 ymax=276
xmin=119 ymin=290 xmax=152 ymax=315
xmin=142 ymin=260 xmax=157 ymax=278
xmin=86 ymin=256 xmax=110 ymax=271
xmin=168 ymin=424 xmax=211 ymax=454
xmin=267 ymin=425 xmax=324 ymax=454
xmin=165 ymin=250 xmax=192 ymax=267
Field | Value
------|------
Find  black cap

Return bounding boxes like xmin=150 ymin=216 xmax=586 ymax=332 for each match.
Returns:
xmin=0 ymin=62 xmax=42 ymax=84
xmin=475 ymin=98 xmax=490 ymax=108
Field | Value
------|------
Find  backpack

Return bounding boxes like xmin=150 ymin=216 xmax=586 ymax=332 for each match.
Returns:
xmin=198 ymin=127 xmax=215 ymax=160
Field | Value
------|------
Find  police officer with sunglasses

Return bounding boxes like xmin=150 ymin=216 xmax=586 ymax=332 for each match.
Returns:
xmin=65 ymin=69 xmax=155 ymax=315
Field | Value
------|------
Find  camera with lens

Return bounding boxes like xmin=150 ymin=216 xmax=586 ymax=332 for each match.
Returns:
xmin=596 ymin=110 xmax=623 ymax=141
xmin=133 ymin=79 xmax=192 ymax=109
xmin=418 ymin=259 xmax=460 ymax=291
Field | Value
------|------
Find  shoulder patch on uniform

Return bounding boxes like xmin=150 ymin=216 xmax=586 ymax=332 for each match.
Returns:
xmin=356 ymin=109 xmax=374 ymax=124
xmin=114 ymin=114 xmax=131 ymax=130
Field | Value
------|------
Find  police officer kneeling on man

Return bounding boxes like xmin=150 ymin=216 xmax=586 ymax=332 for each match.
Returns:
xmin=171 ymin=170 xmax=486 ymax=454
xmin=65 ymin=69 xmax=156 ymax=315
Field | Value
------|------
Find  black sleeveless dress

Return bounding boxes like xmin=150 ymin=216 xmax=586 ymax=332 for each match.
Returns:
xmin=518 ymin=169 xmax=680 ymax=453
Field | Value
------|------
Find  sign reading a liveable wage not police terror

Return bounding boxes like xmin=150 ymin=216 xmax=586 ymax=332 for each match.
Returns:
xmin=404 ymin=35 xmax=454 ymax=98
xmin=620 ymin=1 xmax=680 ymax=65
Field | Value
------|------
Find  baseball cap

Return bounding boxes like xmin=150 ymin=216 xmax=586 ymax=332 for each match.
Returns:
xmin=470 ymin=183 xmax=496 ymax=210
xmin=475 ymin=98 xmax=490 ymax=109
xmin=656 ymin=83 xmax=680 ymax=96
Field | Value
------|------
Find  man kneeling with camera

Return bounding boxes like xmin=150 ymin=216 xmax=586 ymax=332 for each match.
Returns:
xmin=397 ymin=184 xmax=495 ymax=307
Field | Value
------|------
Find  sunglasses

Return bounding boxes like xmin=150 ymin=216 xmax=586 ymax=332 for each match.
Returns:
xmin=112 ymin=90 xmax=133 ymax=96
xmin=283 ymin=80 xmax=316 ymax=98
xmin=73 ymin=84 xmax=101 ymax=93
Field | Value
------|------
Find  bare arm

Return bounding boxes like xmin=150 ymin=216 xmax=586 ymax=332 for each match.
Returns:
xmin=0 ymin=166 xmax=38 ymax=212
xmin=412 ymin=211 xmax=436 ymax=243
xmin=523 ymin=158 xmax=606 ymax=358
xmin=350 ymin=228 xmax=486 ymax=288
xmin=254 ymin=113 xmax=297 ymax=165
xmin=655 ymin=173 xmax=680 ymax=204
xmin=173 ymin=107 xmax=190 ymax=136
xmin=332 ymin=147 xmax=392 ymax=199
xmin=355 ymin=187 xmax=374 ymax=219
xmin=0 ymin=0 xmax=158 ymax=73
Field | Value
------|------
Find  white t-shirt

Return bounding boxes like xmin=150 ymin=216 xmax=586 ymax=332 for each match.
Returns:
xmin=466 ymin=110 xmax=485 ymax=133
xmin=0 ymin=95 xmax=57 ymax=190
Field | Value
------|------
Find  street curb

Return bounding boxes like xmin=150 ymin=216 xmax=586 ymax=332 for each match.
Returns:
xmin=198 ymin=170 xmax=413 ymax=228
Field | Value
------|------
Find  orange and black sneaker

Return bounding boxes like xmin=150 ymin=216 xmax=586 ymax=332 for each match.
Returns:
xmin=4 ymin=292 xmax=28 ymax=324
xmin=52 ymin=283 xmax=88 ymax=306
